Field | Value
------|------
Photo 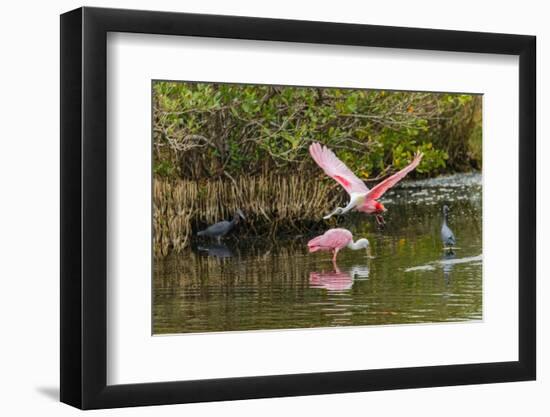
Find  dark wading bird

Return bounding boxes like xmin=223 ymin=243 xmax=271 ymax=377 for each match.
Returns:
xmin=441 ymin=205 xmax=456 ymax=254
xmin=197 ymin=209 xmax=245 ymax=243
xmin=309 ymin=142 xmax=423 ymax=225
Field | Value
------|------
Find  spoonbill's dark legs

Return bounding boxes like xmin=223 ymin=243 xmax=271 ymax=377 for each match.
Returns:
xmin=375 ymin=214 xmax=385 ymax=228
xmin=444 ymin=246 xmax=455 ymax=255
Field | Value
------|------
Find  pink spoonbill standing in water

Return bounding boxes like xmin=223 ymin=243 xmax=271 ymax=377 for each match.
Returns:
xmin=309 ymin=142 xmax=423 ymax=225
xmin=307 ymin=228 xmax=369 ymax=263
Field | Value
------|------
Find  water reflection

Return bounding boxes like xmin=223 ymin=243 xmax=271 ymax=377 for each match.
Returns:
xmin=349 ymin=265 xmax=370 ymax=280
xmin=442 ymin=252 xmax=456 ymax=284
xmin=309 ymin=262 xmax=370 ymax=292
xmin=154 ymin=173 xmax=482 ymax=334
xmin=310 ymin=266 xmax=351 ymax=292
xmin=197 ymin=243 xmax=234 ymax=259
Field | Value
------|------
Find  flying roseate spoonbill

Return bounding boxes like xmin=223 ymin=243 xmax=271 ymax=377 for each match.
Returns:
xmin=441 ymin=205 xmax=456 ymax=254
xmin=309 ymin=142 xmax=423 ymax=224
xmin=197 ymin=209 xmax=245 ymax=243
xmin=307 ymin=228 xmax=369 ymax=263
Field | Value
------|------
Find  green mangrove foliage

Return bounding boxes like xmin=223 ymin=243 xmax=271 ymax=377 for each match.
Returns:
xmin=152 ymin=82 xmax=482 ymax=255
xmin=153 ymin=82 xmax=482 ymax=181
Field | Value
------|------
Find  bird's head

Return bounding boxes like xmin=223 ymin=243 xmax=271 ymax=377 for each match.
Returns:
xmin=443 ymin=205 xmax=450 ymax=215
xmin=356 ymin=238 xmax=370 ymax=250
xmin=234 ymin=209 xmax=246 ymax=222
xmin=374 ymin=201 xmax=386 ymax=213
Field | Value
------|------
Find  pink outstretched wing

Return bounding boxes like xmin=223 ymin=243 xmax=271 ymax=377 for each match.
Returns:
xmin=367 ymin=152 xmax=423 ymax=200
xmin=308 ymin=228 xmax=353 ymax=251
xmin=309 ymin=143 xmax=369 ymax=195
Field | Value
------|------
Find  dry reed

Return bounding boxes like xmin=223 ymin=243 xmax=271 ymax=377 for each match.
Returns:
xmin=153 ymin=174 xmax=343 ymax=257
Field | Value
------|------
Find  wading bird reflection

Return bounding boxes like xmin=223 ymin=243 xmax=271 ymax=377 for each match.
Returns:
xmin=442 ymin=252 xmax=456 ymax=285
xmin=197 ymin=243 xmax=234 ymax=259
xmin=309 ymin=265 xmax=353 ymax=291
xmin=309 ymin=263 xmax=370 ymax=292
xmin=309 ymin=142 xmax=423 ymax=225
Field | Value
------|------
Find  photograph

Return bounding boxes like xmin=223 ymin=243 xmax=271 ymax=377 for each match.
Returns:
xmin=152 ymin=81 xmax=483 ymax=335
xmin=0 ymin=0 xmax=542 ymax=413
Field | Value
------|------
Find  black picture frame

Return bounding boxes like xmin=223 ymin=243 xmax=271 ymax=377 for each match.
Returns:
xmin=60 ymin=6 xmax=536 ymax=410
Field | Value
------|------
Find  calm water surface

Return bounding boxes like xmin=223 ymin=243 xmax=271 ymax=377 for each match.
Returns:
xmin=154 ymin=173 xmax=482 ymax=334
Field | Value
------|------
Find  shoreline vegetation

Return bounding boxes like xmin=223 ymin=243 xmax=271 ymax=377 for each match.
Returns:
xmin=153 ymin=174 xmax=344 ymax=256
xmin=153 ymin=82 xmax=482 ymax=257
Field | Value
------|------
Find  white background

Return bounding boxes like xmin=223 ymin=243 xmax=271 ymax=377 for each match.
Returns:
xmin=108 ymin=34 xmax=518 ymax=384
xmin=0 ymin=0 xmax=546 ymax=416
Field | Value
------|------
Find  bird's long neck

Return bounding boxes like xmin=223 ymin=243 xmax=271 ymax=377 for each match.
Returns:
xmin=347 ymin=240 xmax=363 ymax=251
xmin=442 ymin=212 xmax=448 ymax=226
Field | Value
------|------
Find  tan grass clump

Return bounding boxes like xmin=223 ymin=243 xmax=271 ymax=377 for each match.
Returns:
xmin=153 ymin=174 xmax=343 ymax=257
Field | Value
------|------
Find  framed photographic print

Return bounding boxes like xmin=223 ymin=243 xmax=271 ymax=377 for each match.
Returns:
xmin=60 ymin=6 xmax=536 ymax=409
